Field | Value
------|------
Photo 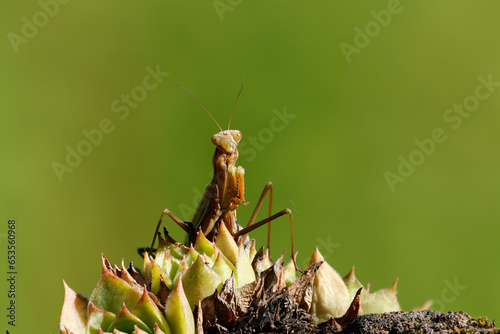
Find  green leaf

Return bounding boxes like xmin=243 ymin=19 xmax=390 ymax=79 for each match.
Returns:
xmin=150 ymin=258 xmax=172 ymax=294
xmin=342 ymin=267 xmax=367 ymax=300
xmin=86 ymin=302 xmax=116 ymax=334
xmin=185 ymin=245 xmax=201 ymax=267
xmin=132 ymin=287 xmax=171 ymax=334
xmin=194 ymin=230 xmax=216 ymax=260
xmin=361 ymin=278 xmax=401 ymax=314
xmin=283 ymin=260 xmax=297 ymax=287
xmin=215 ymin=222 xmax=239 ymax=265
xmin=156 ymin=249 xmax=179 ymax=289
xmin=90 ymin=255 xmax=143 ymax=316
xmin=142 ymin=251 xmax=153 ymax=286
xmin=182 ymin=256 xmax=222 ymax=310
xmin=153 ymin=324 xmax=167 ymax=334
xmin=211 ymin=251 xmax=233 ymax=287
xmin=165 ymin=277 xmax=195 ymax=334
xmin=248 ymin=239 xmax=257 ymax=263
xmin=307 ymin=248 xmax=351 ymax=324
xmin=262 ymin=248 xmax=273 ymax=272
xmin=171 ymin=257 xmax=189 ymax=288
xmin=107 ymin=304 xmax=151 ymax=334
xmin=159 ymin=237 xmax=188 ymax=261
xmin=234 ymin=241 xmax=256 ymax=289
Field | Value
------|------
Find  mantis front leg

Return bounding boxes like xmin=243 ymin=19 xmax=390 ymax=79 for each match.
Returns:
xmin=149 ymin=182 xmax=222 ymax=252
xmin=149 ymin=209 xmax=192 ymax=254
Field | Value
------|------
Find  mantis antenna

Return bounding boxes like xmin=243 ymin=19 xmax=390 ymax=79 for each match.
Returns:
xmin=175 ymin=83 xmax=222 ymax=132
xmin=227 ymin=76 xmax=245 ymax=130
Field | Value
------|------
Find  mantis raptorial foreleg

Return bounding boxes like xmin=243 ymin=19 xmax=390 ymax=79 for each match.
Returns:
xmin=149 ymin=209 xmax=193 ymax=252
xmin=149 ymin=182 xmax=222 ymax=252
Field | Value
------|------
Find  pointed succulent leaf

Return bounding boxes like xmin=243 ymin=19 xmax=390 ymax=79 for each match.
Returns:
xmin=90 ymin=256 xmax=143 ymax=316
xmin=150 ymin=257 xmax=172 ymax=294
xmin=165 ymin=278 xmax=195 ymax=334
xmin=185 ymin=245 xmax=201 ymax=267
xmin=171 ymin=257 xmax=189 ymax=288
xmin=234 ymin=241 xmax=256 ymax=288
xmin=262 ymin=248 xmax=273 ymax=272
xmin=119 ymin=262 xmax=145 ymax=294
xmin=133 ymin=325 xmax=150 ymax=334
xmin=154 ymin=323 xmax=166 ymax=334
xmin=154 ymin=248 xmax=166 ymax=268
xmin=194 ymin=230 xmax=216 ymax=260
xmin=308 ymin=248 xmax=351 ymax=324
xmin=86 ymin=302 xmax=116 ymax=334
xmin=361 ymin=278 xmax=401 ymax=314
xmin=60 ymin=281 xmax=89 ymax=334
xmin=211 ymin=251 xmax=233 ymax=286
xmin=159 ymin=236 xmax=189 ymax=261
xmin=284 ymin=260 xmax=297 ymax=286
xmin=215 ymin=222 xmax=239 ymax=265
xmin=413 ymin=300 xmax=433 ymax=311
xmin=213 ymin=248 xmax=235 ymax=271
xmin=248 ymin=239 xmax=257 ymax=263
xmin=143 ymin=252 xmax=153 ymax=286
xmin=107 ymin=304 xmax=151 ymax=334
xmin=157 ymin=250 xmax=179 ymax=285
xmin=182 ymin=255 xmax=223 ymax=310
xmin=132 ymin=287 xmax=171 ymax=334
xmin=202 ymin=253 xmax=214 ymax=267
xmin=343 ymin=267 xmax=367 ymax=300
xmin=61 ymin=327 xmax=72 ymax=334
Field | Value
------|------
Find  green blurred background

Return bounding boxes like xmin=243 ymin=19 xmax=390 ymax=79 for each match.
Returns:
xmin=1 ymin=1 xmax=499 ymax=333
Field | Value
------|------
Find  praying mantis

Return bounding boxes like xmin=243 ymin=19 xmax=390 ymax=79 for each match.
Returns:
xmin=148 ymin=81 xmax=297 ymax=269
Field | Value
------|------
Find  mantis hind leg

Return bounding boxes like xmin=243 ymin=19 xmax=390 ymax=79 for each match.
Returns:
xmin=234 ymin=182 xmax=298 ymax=270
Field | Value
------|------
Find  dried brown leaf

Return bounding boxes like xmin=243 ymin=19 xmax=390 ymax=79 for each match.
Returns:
xmin=215 ymin=292 xmax=238 ymax=328
xmin=256 ymin=253 xmax=287 ymax=302
xmin=286 ymin=261 xmax=322 ymax=312
xmin=199 ymin=292 xmax=217 ymax=332
xmin=200 ymin=276 xmax=240 ymax=331
xmin=195 ymin=300 xmax=204 ymax=334
xmin=235 ymin=280 xmax=259 ymax=315
xmin=127 ymin=263 xmax=148 ymax=288
xmin=219 ymin=273 xmax=238 ymax=309
xmin=335 ymin=287 xmax=363 ymax=327
xmin=156 ymin=276 xmax=170 ymax=307
xmin=251 ymin=246 xmax=265 ymax=276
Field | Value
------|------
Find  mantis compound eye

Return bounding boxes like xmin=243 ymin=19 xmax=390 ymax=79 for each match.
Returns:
xmin=233 ymin=130 xmax=242 ymax=142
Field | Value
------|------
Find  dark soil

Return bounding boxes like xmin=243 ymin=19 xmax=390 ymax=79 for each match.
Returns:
xmin=210 ymin=292 xmax=498 ymax=333
xmin=340 ymin=310 xmax=498 ymax=334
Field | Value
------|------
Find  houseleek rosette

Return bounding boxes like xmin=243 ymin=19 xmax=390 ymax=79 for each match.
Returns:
xmin=60 ymin=223 xmax=405 ymax=333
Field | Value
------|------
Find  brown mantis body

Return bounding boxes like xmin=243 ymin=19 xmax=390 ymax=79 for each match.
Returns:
xmin=149 ymin=82 xmax=297 ymax=268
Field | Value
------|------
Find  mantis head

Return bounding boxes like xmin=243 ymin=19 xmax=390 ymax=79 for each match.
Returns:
xmin=212 ymin=130 xmax=242 ymax=154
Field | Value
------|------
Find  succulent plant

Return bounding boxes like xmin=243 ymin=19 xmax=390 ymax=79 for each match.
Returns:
xmin=60 ymin=222 xmax=406 ymax=334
